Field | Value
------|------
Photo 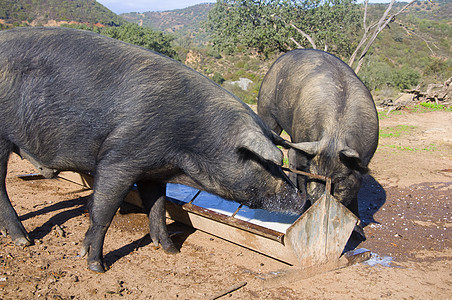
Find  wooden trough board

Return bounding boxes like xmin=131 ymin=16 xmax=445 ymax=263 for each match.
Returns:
xmin=19 ymin=170 xmax=371 ymax=275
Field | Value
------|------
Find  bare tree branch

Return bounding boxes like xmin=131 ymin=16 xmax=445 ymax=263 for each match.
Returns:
xmin=348 ymin=0 xmax=370 ymax=66
xmin=271 ymin=12 xmax=317 ymax=49
xmin=272 ymin=15 xmax=316 ymax=49
xmin=350 ymin=0 xmax=420 ymax=74
xmin=354 ymin=0 xmax=396 ymax=73
xmin=289 ymin=37 xmax=304 ymax=48
xmin=289 ymin=22 xmax=317 ymax=49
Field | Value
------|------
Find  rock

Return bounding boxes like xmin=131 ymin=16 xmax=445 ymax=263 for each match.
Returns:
xmin=225 ymin=78 xmax=253 ymax=91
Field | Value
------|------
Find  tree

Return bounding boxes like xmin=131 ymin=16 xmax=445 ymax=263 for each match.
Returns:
xmin=275 ymin=0 xmax=362 ymax=55
xmin=205 ymin=0 xmax=285 ymax=55
xmin=63 ymin=23 xmax=178 ymax=59
xmin=204 ymin=0 xmax=362 ymax=58
xmin=206 ymin=0 xmax=425 ymax=75
xmin=101 ymin=23 xmax=178 ymax=59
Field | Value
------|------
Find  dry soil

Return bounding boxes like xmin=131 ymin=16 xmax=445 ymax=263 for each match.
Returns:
xmin=1 ymin=109 xmax=451 ymax=299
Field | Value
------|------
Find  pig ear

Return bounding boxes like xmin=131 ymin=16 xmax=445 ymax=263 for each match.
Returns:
xmin=286 ymin=141 xmax=320 ymax=156
xmin=271 ymin=132 xmax=320 ymax=156
xmin=270 ymin=131 xmax=292 ymax=149
xmin=339 ymin=147 xmax=369 ymax=174
xmin=240 ymin=132 xmax=283 ymax=166
xmin=340 ymin=147 xmax=360 ymax=159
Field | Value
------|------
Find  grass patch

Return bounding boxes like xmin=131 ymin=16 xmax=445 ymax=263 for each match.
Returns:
xmin=378 ymin=110 xmax=403 ymax=120
xmin=379 ymin=125 xmax=416 ymax=138
xmin=413 ymin=102 xmax=452 ymax=112
xmin=283 ymin=157 xmax=289 ymax=166
xmin=422 ymin=143 xmax=437 ymax=151
xmin=386 ymin=145 xmax=417 ymax=151
xmin=378 ymin=111 xmax=389 ymax=120
xmin=384 ymin=143 xmax=437 ymax=152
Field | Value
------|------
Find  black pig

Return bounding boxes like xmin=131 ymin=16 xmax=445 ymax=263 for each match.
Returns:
xmin=0 ymin=27 xmax=305 ymax=272
xmin=258 ymin=49 xmax=379 ymax=237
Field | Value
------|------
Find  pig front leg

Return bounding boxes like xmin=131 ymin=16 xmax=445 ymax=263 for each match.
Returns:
xmin=80 ymin=166 xmax=136 ymax=273
xmin=0 ymin=140 xmax=31 ymax=247
xmin=288 ymin=148 xmax=309 ymax=204
xmin=288 ymin=148 xmax=298 ymax=188
xmin=137 ymin=181 xmax=179 ymax=254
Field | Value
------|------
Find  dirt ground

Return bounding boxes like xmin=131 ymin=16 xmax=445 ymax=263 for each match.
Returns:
xmin=1 ymin=109 xmax=451 ymax=299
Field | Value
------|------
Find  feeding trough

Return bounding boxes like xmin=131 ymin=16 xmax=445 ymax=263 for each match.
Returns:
xmin=18 ymin=169 xmax=370 ymax=274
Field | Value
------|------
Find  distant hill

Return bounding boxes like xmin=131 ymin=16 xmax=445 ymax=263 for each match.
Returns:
xmin=0 ymin=0 xmax=123 ymax=27
xmin=404 ymin=0 xmax=452 ymax=20
xmin=120 ymin=3 xmax=214 ymax=45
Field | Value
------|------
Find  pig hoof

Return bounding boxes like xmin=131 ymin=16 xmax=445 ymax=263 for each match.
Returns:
xmin=13 ymin=236 xmax=32 ymax=247
xmin=79 ymin=246 xmax=88 ymax=258
xmin=88 ymin=261 xmax=106 ymax=273
xmin=163 ymin=245 xmax=180 ymax=255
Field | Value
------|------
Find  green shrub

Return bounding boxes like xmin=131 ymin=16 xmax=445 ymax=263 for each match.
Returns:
xmin=360 ymin=60 xmax=394 ymax=90
xmin=206 ymin=47 xmax=222 ymax=59
xmin=423 ymin=58 xmax=450 ymax=81
xmin=212 ymin=72 xmax=225 ymax=84
xmin=62 ymin=23 xmax=178 ymax=59
xmin=392 ymin=67 xmax=420 ymax=90
xmin=235 ymin=61 xmax=246 ymax=69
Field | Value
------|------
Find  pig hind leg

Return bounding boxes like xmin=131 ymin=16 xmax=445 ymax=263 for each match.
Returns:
xmin=137 ymin=181 xmax=179 ymax=254
xmin=80 ymin=165 xmax=136 ymax=273
xmin=0 ymin=139 xmax=31 ymax=246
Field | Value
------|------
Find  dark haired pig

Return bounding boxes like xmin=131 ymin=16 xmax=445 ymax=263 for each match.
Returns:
xmin=0 ymin=27 xmax=305 ymax=272
xmin=258 ymin=49 xmax=379 ymax=237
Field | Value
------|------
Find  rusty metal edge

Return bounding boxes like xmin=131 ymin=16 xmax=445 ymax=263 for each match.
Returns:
xmin=16 ymin=173 xmax=46 ymax=180
xmin=165 ymin=200 xmax=299 ymax=265
xmin=170 ymin=198 xmax=285 ymax=243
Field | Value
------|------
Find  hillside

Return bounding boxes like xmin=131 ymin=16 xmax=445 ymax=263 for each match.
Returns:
xmin=120 ymin=3 xmax=214 ymax=46
xmin=120 ymin=3 xmax=213 ymax=33
xmin=133 ymin=1 xmax=450 ymax=103
xmin=357 ymin=0 xmax=452 ymax=98
xmin=405 ymin=0 xmax=452 ymax=20
xmin=0 ymin=0 xmax=123 ymax=27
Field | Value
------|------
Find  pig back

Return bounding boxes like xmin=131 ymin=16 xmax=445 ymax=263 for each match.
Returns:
xmin=259 ymin=49 xmax=378 ymax=158
xmin=0 ymin=27 xmax=279 ymax=176
xmin=0 ymin=28 xmax=250 ymax=171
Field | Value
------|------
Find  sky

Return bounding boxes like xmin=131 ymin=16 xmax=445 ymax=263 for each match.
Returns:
xmin=96 ymin=0 xmax=395 ymax=14
xmin=96 ymin=0 xmax=216 ymax=14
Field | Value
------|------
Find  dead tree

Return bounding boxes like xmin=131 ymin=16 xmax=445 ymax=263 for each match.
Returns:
xmin=348 ymin=0 xmax=420 ymax=74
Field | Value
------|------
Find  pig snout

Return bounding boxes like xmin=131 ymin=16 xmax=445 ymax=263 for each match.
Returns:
xmin=257 ymin=180 xmax=307 ymax=214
